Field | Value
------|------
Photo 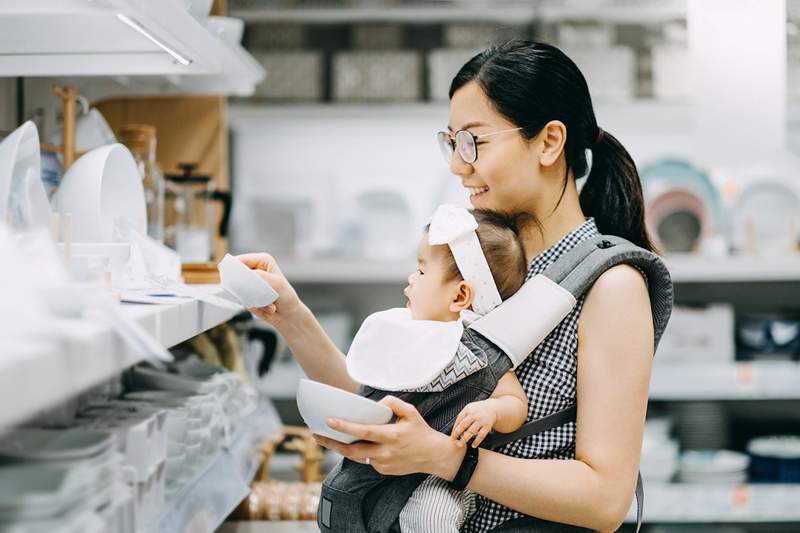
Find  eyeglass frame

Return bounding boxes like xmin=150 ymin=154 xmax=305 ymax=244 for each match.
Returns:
xmin=437 ymin=126 xmax=525 ymax=165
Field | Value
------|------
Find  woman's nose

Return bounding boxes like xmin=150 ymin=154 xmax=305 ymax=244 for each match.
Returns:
xmin=449 ymin=151 xmax=473 ymax=177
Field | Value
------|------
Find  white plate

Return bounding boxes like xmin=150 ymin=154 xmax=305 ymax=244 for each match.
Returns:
xmin=0 ymin=429 xmax=112 ymax=461
xmin=296 ymin=378 xmax=393 ymax=444
xmin=55 ymin=144 xmax=146 ymax=243
xmin=217 ymin=253 xmax=278 ymax=308
xmin=0 ymin=121 xmax=43 ymax=228
xmin=732 ymin=180 xmax=800 ymax=256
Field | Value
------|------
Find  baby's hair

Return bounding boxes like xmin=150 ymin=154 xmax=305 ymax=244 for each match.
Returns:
xmin=427 ymin=209 xmax=531 ymax=300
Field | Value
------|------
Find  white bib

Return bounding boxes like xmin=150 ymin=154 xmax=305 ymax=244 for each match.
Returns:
xmin=345 ymin=308 xmax=466 ymax=391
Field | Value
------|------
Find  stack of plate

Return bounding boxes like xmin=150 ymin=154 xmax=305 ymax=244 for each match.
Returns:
xmin=675 ymin=401 xmax=730 ymax=450
xmin=679 ymin=449 xmax=750 ymax=484
xmin=641 ymin=417 xmax=679 ymax=483
xmin=731 ymin=180 xmax=800 ymax=257
xmin=0 ymin=429 xmax=118 ymax=531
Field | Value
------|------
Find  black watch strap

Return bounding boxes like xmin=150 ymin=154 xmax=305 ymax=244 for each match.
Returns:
xmin=450 ymin=442 xmax=480 ymax=491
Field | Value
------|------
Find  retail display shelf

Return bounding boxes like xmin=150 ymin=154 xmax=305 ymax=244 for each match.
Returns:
xmin=158 ymin=400 xmax=282 ymax=533
xmin=230 ymin=0 xmax=685 ymax=24
xmin=650 ymin=361 xmax=800 ymax=401
xmin=0 ymin=0 xmax=265 ymax=96
xmin=625 ymin=483 xmax=800 ymax=523
xmin=277 ymin=255 xmax=800 ymax=285
xmin=665 ymin=254 xmax=800 ymax=283
xmin=0 ymin=285 xmax=241 ymax=428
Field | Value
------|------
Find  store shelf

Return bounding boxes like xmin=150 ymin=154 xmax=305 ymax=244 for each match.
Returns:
xmin=665 ymin=254 xmax=800 ymax=283
xmin=625 ymin=483 xmax=800 ymax=523
xmin=158 ymin=399 xmax=282 ymax=533
xmin=650 ymin=362 xmax=800 ymax=401
xmin=278 ymin=255 xmax=800 ymax=285
xmin=0 ymin=0 xmax=265 ymax=96
xmin=229 ymin=0 xmax=685 ymax=24
xmin=0 ymin=285 xmax=242 ymax=428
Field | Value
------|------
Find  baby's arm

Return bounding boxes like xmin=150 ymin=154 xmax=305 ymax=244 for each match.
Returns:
xmin=487 ymin=370 xmax=528 ymax=432
xmin=451 ymin=371 xmax=529 ymax=447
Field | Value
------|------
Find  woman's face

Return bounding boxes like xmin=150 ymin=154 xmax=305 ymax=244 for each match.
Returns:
xmin=447 ymin=81 xmax=561 ymax=215
xmin=403 ymin=236 xmax=461 ymax=322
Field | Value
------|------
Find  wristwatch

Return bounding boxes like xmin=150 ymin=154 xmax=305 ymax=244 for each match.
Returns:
xmin=450 ymin=442 xmax=480 ymax=491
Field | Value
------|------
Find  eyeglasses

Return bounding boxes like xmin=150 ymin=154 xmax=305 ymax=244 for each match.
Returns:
xmin=436 ymin=127 xmax=523 ymax=165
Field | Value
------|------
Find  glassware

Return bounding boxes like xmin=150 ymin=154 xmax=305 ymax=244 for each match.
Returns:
xmin=119 ymin=124 xmax=165 ymax=243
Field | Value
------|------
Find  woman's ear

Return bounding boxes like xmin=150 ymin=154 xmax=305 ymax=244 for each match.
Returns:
xmin=539 ymin=120 xmax=567 ymax=167
xmin=449 ymin=280 xmax=475 ymax=313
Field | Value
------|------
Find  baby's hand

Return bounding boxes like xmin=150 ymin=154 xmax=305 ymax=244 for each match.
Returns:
xmin=451 ymin=400 xmax=497 ymax=448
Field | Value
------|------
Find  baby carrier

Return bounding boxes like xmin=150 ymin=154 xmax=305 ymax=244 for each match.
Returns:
xmin=317 ymin=234 xmax=673 ymax=533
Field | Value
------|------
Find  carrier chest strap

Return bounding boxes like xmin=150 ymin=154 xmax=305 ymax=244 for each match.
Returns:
xmin=485 ymin=403 xmax=644 ymax=533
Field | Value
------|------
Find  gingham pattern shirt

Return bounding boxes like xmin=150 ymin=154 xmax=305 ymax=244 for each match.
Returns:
xmin=462 ymin=217 xmax=599 ymax=533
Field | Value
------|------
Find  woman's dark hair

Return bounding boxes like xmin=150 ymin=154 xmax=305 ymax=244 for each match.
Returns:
xmin=449 ymin=40 xmax=656 ymax=252
xmin=426 ymin=209 xmax=531 ymax=301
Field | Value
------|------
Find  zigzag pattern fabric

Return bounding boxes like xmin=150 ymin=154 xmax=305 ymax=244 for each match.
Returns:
xmin=409 ymin=342 xmax=488 ymax=393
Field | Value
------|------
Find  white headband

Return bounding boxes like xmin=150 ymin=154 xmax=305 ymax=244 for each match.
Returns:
xmin=428 ymin=204 xmax=503 ymax=315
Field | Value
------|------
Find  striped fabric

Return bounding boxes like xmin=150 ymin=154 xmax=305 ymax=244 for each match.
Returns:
xmin=462 ymin=218 xmax=600 ymax=533
xmin=399 ymin=475 xmax=476 ymax=533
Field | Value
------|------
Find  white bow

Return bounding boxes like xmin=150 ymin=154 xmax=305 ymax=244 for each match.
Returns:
xmin=427 ymin=204 xmax=503 ymax=315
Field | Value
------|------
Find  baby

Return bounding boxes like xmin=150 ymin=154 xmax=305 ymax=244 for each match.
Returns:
xmin=344 ymin=204 xmax=530 ymax=532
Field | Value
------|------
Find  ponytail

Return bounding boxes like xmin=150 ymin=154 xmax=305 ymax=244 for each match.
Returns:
xmin=580 ymin=130 xmax=656 ymax=252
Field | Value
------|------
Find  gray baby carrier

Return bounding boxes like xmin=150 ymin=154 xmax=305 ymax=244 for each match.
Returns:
xmin=317 ymin=234 xmax=674 ymax=533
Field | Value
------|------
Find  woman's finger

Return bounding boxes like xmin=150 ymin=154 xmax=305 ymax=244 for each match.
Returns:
xmin=327 ymin=418 xmax=392 ymax=443
xmin=380 ymin=396 xmax=424 ymax=421
xmin=313 ymin=434 xmax=377 ymax=461
xmin=236 ymin=252 xmax=275 ymax=272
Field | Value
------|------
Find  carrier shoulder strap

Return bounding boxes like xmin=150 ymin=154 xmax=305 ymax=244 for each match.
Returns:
xmin=469 ymin=234 xmax=673 ymax=368
xmin=473 ymin=234 xmax=672 ymax=533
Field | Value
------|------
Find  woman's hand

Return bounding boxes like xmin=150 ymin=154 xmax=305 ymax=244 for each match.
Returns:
xmin=313 ymin=396 xmax=465 ymax=479
xmin=451 ymin=400 xmax=497 ymax=448
xmin=236 ymin=252 xmax=302 ymax=326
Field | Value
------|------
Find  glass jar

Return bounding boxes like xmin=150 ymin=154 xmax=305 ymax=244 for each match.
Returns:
xmin=119 ymin=124 xmax=165 ymax=243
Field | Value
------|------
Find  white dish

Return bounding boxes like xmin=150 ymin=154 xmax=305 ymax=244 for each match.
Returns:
xmin=0 ymin=429 xmax=112 ymax=461
xmin=217 ymin=253 xmax=279 ymax=308
xmin=0 ymin=121 xmax=43 ymax=228
xmin=732 ymin=180 xmax=800 ymax=256
xmin=296 ymin=378 xmax=393 ymax=444
xmin=128 ymin=366 xmax=218 ymax=395
xmin=55 ymin=144 xmax=146 ymax=243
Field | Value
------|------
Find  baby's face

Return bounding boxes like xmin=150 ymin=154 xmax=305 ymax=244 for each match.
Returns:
xmin=404 ymin=236 xmax=460 ymax=321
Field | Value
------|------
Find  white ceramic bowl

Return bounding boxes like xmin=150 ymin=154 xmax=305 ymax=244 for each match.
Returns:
xmin=217 ymin=253 xmax=278 ymax=308
xmin=296 ymin=378 xmax=393 ymax=444
xmin=55 ymin=143 xmax=146 ymax=242
xmin=205 ymin=16 xmax=244 ymax=45
xmin=0 ymin=121 xmax=43 ymax=226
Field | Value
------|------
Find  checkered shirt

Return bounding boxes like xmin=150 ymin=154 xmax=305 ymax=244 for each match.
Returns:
xmin=462 ymin=218 xmax=599 ymax=533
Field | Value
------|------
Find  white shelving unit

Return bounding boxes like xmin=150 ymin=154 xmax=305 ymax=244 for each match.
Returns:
xmin=158 ymin=401 xmax=282 ymax=533
xmin=277 ymin=255 xmax=800 ymax=285
xmin=650 ymin=362 xmax=800 ymax=401
xmin=230 ymin=0 xmax=686 ymax=25
xmin=0 ymin=286 xmax=241 ymax=430
xmin=0 ymin=0 xmax=265 ymax=96
xmin=625 ymin=483 xmax=800 ymax=523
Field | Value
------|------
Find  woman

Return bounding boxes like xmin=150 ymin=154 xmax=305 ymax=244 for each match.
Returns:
xmin=240 ymin=40 xmax=655 ymax=532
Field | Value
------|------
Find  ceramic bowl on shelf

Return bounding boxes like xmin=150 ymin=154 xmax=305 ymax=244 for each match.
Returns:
xmin=296 ymin=378 xmax=393 ymax=444
xmin=747 ymin=435 xmax=800 ymax=482
xmin=55 ymin=143 xmax=146 ymax=243
xmin=0 ymin=121 xmax=48 ymax=230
